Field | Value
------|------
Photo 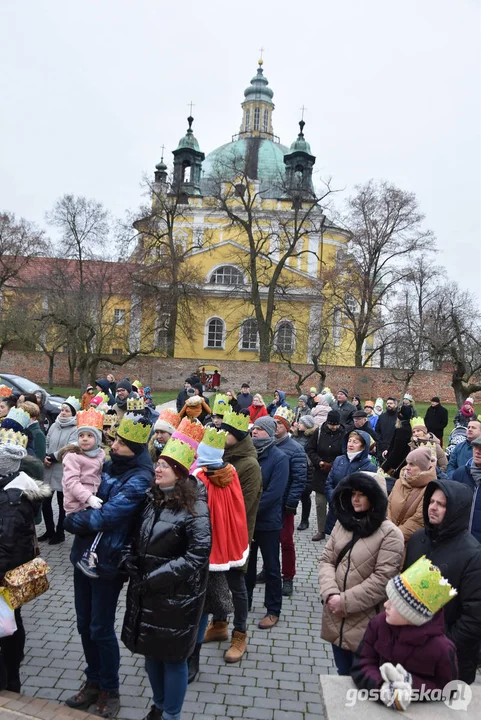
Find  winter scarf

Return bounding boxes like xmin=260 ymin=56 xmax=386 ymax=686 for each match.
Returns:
xmin=201 ymin=464 xmax=233 ymax=488
xmin=0 ymin=444 xmax=27 ymax=476
xmin=252 ymin=436 xmax=276 ymax=457
xmin=461 ymin=403 xmax=475 ymax=418
xmin=57 ymin=415 xmax=77 ymax=427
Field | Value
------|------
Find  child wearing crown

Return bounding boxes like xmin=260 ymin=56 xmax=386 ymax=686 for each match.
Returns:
xmin=61 ymin=409 xmax=106 ymax=577
xmin=351 ymin=556 xmax=459 ymax=711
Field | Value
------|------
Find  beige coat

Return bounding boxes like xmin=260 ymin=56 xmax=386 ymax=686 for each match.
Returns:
xmin=319 ymin=520 xmax=403 ymax=651
xmin=387 ymin=464 xmax=436 ymax=544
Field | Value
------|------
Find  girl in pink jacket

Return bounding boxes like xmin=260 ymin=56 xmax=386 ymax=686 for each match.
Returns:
xmin=62 ymin=409 xmax=106 ymax=577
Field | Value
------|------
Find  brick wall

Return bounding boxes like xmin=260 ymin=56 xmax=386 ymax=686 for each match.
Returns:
xmin=1 ymin=350 xmax=480 ymax=404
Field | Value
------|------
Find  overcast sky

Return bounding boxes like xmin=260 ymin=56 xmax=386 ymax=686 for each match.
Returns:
xmin=1 ymin=0 xmax=480 ymax=296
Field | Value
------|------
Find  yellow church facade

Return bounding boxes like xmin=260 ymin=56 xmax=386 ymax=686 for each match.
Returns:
xmin=139 ymin=61 xmax=360 ymax=366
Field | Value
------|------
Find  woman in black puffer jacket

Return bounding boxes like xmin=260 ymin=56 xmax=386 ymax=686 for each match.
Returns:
xmin=121 ymin=443 xmax=211 ymax=720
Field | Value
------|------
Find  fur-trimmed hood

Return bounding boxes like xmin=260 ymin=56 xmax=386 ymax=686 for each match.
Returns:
xmin=185 ymin=395 xmax=203 ymax=406
xmin=332 ymin=471 xmax=388 ymax=537
xmin=3 ymin=471 xmax=52 ymax=501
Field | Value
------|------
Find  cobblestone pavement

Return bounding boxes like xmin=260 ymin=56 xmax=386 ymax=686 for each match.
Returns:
xmin=19 ymin=505 xmax=332 ymax=720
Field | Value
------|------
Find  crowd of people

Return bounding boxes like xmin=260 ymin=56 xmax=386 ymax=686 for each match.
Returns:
xmin=0 ymin=375 xmax=480 ymax=718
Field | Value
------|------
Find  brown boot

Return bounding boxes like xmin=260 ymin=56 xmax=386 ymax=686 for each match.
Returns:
xmin=312 ymin=532 xmax=325 ymax=541
xmin=224 ymin=630 xmax=247 ymax=663
xmin=203 ymin=619 xmax=229 ymax=643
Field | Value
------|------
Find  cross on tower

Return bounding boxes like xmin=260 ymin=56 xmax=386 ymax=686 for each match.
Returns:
xmin=259 ymin=46 xmax=265 ymax=60
xmin=300 ymin=105 xmax=307 ymax=120
xmin=188 ymin=101 xmax=195 ymax=116
xmin=160 ymin=144 xmax=165 ymax=161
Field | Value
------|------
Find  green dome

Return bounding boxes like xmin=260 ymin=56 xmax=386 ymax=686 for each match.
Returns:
xmin=175 ymin=116 xmax=201 ymax=152
xmin=202 ymin=137 xmax=289 ymax=187
xmin=288 ymin=121 xmax=312 ymax=154
xmin=243 ymin=63 xmax=274 ymax=104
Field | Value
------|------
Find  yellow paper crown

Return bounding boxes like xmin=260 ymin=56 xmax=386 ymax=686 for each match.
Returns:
xmin=76 ymin=409 xmax=104 ymax=431
xmin=126 ymin=397 xmax=145 ymax=411
xmin=273 ymin=406 xmax=295 ymax=425
xmin=201 ymin=427 xmax=228 ymax=450
xmin=117 ymin=413 xmax=151 ymax=445
xmin=160 ymin=438 xmax=196 ymax=472
xmin=212 ymin=394 xmax=230 ymax=416
xmin=158 ymin=408 xmax=181 ymax=428
xmin=399 ymin=555 xmax=457 ymax=615
xmin=0 ymin=428 xmax=28 ymax=448
xmin=222 ymin=410 xmax=250 ymax=433
xmin=411 ymin=417 xmax=427 ymax=429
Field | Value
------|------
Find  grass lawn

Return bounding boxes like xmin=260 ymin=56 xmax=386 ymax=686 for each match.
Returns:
xmin=50 ymin=387 xmax=177 ymax=407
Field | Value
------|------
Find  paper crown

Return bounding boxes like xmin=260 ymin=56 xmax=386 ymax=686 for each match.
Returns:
xmin=222 ymin=410 xmax=250 ymax=433
xmin=0 ymin=385 xmax=13 ymax=397
xmin=76 ymin=409 xmax=104 ymax=431
xmin=0 ymin=428 xmax=28 ymax=449
xmin=273 ymin=406 xmax=295 ymax=425
xmin=211 ymin=394 xmax=231 ymax=417
xmin=132 ymin=380 xmax=143 ymax=389
xmin=6 ymin=407 xmax=30 ymax=429
xmin=116 ymin=413 xmax=151 ymax=445
xmin=201 ymin=427 xmax=228 ymax=450
xmin=160 ymin=438 xmax=196 ymax=472
xmin=102 ymin=413 xmax=118 ymax=426
xmin=126 ymin=397 xmax=145 ymax=411
xmin=64 ymin=396 xmax=81 ymax=412
xmin=387 ymin=555 xmax=457 ymax=626
xmin=411 ymin=417 xmax=428 ymax=430
xmin=92 ymin=392 xmax=109 ymax=404
xmin=173 ymin=417 xmax=205 ymax=445
xmin=158 ymin=408 xmax=181 ymax=429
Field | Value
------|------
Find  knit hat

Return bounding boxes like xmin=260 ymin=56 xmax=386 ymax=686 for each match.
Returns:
xmin=298 ymin=395 xmax=308 ymax=403
xmin=353 ymin=395 xmax=361 ymax=403
xmin=253 ymin=417 xmax=277 ymax=437
xmin=298 ymin=415 xmax=315 ymax=429
xmin=186 ymin=387 xmax=196 ymax=396
xmin=196 ymin=427 xmax=227 ymax=468
xmin=375 ymin=397 xmax=384 ymax=409
xmin=465 ymin=397 xmax=474 ymax=406
xmin=154 ymin=419 xmax=175 ymax=435
xmin=386 ymin=556 xmax=457 ymax=626
xmin=327 ymin=410 xmax=341 ymax=424
xmin=86 ymin=385 xmax=94 ymax=392
xmin=157 ymin=408 xmax=180 ymax=429
xmin=338 ymin=388 xmax=349 ymax=397
xmin=116 ymin=378 xmax=132 ymax=393
xmin=64 ymin=396 xmax=81 ymax=416
xmin=431 ymin=396 xmax=440 ymax=403
xmin=406 ymin=447 xmax=432 ymax=472
xmin=89 ymin=395 xmax=104 ymax=408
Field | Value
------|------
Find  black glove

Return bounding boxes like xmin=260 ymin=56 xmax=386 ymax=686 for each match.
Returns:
xmin=284 ymin=505 xmax=297 ymax=515
xmin=121 ymin=555 xmax=139 ymax=578
xmin=45 ymin=453 xmax=57 ymax=464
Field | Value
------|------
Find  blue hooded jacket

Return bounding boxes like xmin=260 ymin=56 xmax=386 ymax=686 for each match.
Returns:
xmin=324 ymin=429 xmax=377 ymax=534
xmin=452 ymin=458 xmax=481 ymax=543
xmin=64 ymin=447 xmax=154 ymax=578
xmin=255 ymin=445 xmax=290 ymax=531
xmin=267 ymin=390 xmax=290 ymax=417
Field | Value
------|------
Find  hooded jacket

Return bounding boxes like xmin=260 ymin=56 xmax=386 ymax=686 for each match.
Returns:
xmin=275 ymin=433 xmax=307 ymax=510
xmin=319 ymin=472 xmax=404 ymax=652
xmin=388 ymin=463 xmax=436 ymax=544
xmin=351 ymin=610 xmax=458 ymax=694
xmin=306 ymin=422 xmax=345 ymax=494
xmin=64 ymin=448 xmax=154 ymax=578
xmin=121 ymin=479 xmax=211 ymax=663
xmin=44 ymin=417 xmax=79 ymax=492
xmin=267 ymin=390 xmax=290 ymax=417
xmin=404 ymin=478 xmax=481 ymax=684
xmin=255 ymin=445 xmax=289 ymax=532
xmin=223 ymin=434 xmax=262 ymax=545
xmin=0 ymin=471 xmax=52 ymax=580
xmin=324 ymin=430 xmax=377 ymax=533
xmin=447 ymin=440 xmax=473 ymax=477
xmin=452 ymin=459 xmax=481 ymax=543
xmin=311 ymin=396 xmax=330 ymax=427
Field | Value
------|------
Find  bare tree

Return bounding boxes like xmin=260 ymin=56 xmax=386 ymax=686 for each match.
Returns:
xmin=0 ymin=212 xmax=48 ymax=291
xmin=322 ymin=180 xmax=435 ymax=366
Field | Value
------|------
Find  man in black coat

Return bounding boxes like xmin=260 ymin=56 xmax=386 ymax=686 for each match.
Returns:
xmin=374 ymin=396 xmax=398 ymax=459
xmin=424 ymin=396 xmax=449 ymax=445
xmin=306 ymin=410 xmax=345 ymax=541
xmin=404 ymin=478 xmax=481 ymax=684
xmin=335 ymin=389 xmax=355 ymax=426
xmin=176 ymin=378 xmax=192 ymax=413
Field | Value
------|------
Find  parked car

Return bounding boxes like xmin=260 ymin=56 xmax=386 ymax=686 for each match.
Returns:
xmin=0 ymin=373 xmax=66 ymax=431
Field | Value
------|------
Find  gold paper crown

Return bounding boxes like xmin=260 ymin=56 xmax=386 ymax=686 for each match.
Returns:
xmin=126 ymin=397 xmax=145 ymax=411
xmin=222 ymin=410 xmax=250 ymax=433
xmin=273 ymin=406 xmax=295 ymax=425
xmin=76 ymin=409 xmax=105 ymax=431
xmin=0 ymin=385 xmax=13 ymax=397
xmin=412 ymin=417 xmax=427 ymax=429
xmin=158 ymin=408 xmax=181 ymax=428
xmin=160 ymin=438 xmax=196 ymax=472
xmin=117 ymin=413 xmax=151 ymax=445
xmin=201 ymin=427 xmax=228 ymax=450
xmin=212 ymin=394 xmax=230 ymax=416
xmin=398 ymin=555 xmax=457 ymax=615
xmin=0 ymin=428 xmax=28 ymax=449
xmin=174 ymin=417 xmax=205 ymax=444
xmin=102 ymin=413 xmax=118 ymax=427
xmin=132 ymin=379 xmax=143 ymax=389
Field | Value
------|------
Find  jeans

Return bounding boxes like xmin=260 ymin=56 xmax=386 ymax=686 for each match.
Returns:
xmin=315 ymin=492 xmax=327 ymax=533
xmin=300 ymin=486 xmax=312 ymax=523
xmin=145 ymin=657 xmax=188 ymax=720
xmin=196 ymin=613 xmax=210 ymax=644
xmin=0 ymin=609 xmax=24 ymax=692
xmin=280 ymin=512 xmax=296 ymax=579
xmin=332 ymin=644 xmax=354 ymax=675
xmin=42 ymin=491 xmax=65 ymax=536
xmin=212 ymin=568 xmax=249 ymax=632
xmin=246 ymin=529 xmax=282 ymax=616
xmin=73 ymin=568 xmax=123 ymax=691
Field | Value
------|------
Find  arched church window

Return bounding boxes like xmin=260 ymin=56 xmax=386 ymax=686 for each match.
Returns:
xmin=182 ymin=162 xmax=191 ymax=183
xmin=206 ymin=317 xmax=225 ymax=349
xmin=275 ymin=321 xmax=295 ymax=354
xmin=245 ymin=109 xmax=250 ymax=131
xmin=240 ymin=319 xmax=258 ymax=350
xmin=263 ymin=109 xmax=269 ymax=133
xmin=254 ymin=107 xmax=260 ymax=131
xmin=295 ymin=164 xmax=304 ymax=187
xmin=210 ymin=266 xmax=244 ymax=286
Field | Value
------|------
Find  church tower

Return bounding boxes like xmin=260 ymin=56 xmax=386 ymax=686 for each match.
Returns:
xmin=239 ymin=60 xmax=275 ymax=138
xmin=172 ymin=116 xmax=205 ymax=196
xmin=283 ymin=120 xmax=316 ymax=196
